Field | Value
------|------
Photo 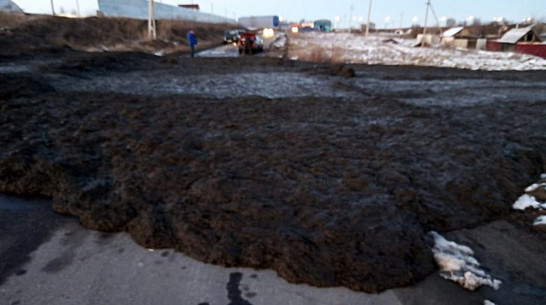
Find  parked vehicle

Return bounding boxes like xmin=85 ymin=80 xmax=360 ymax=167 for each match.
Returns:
xmin=223 ymin=29 xmax=245 ymax=44
xmin=238 ymin=32 xmax=264 ymax=54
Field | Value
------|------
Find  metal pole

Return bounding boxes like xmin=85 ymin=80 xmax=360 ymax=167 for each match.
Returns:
xmin=50 ymin=0 xmax=56 ymax=16
xmin=75 ymin=0 xmax=80 ymax=16
xmin=365 ymin=0 xmax=373 ymax=37
xmin=148 ymin=0 xmax=157 ymax=40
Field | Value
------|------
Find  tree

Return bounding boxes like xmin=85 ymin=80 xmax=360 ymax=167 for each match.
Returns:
xmin=446 ymin=18 xmax=456 ymax=27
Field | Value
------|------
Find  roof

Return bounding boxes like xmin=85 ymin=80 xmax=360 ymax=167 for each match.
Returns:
xmin=442 ymin=27 xmax=464 ymax=38
xmin=497 ymin=26 xmax=539 ymax=44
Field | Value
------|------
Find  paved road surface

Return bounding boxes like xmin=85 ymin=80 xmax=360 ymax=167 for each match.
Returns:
xmin=0 ymin=194 xmax=508 ymax=305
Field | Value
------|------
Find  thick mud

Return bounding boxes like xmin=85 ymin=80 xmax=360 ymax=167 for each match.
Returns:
xmin=1 ymin=53 xmax=545 ymax=292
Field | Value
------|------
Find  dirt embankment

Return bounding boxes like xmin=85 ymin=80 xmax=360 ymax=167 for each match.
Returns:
xmin=1 ymin=54 xmax=545 ymax=292
xmin=0 ymin=12 xmax=229 ymax=56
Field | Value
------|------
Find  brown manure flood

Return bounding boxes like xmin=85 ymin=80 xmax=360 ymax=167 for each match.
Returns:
xmin=1 ymin=53 xmax=545 ymax=293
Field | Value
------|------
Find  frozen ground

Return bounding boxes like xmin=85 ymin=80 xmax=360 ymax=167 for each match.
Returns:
xmin=287 ymin=32 xmax=546 ymax=71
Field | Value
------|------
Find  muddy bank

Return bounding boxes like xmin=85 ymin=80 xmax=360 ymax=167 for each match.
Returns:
xmin=1 ymin=58 xmax=545 ymax=292
xmin=0 ymin=13 xmax=229 ymax=56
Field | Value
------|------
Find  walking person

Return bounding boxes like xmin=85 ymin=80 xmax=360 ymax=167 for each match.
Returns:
xmin=187 ymin=30 xmax=197 ymax=57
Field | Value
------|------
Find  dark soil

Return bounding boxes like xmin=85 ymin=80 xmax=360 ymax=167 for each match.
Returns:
xmin=1 ymin=50 xmax=545 ymax=293
xmin=0 ymin=13 xmax=229 ymax=56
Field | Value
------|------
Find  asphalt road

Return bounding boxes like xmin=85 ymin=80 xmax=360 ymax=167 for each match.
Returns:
xmin=1 ymin=194 xmax=530 ymax=305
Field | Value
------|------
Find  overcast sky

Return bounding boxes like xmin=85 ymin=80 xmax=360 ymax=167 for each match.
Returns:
xmin=11 ymin=0 xmax=546 ymax=28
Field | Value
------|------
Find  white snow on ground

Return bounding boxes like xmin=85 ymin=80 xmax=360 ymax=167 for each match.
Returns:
xmin=288 ymin=32 xmax=546 ymax=71
xmin=484 ymin=300 xmax=496 ymax=305
xmin=272 ymin=33 xmax=287 ymax=49
xmin=541 ymin=174 xmax=546 ymax=180
xmin=533 ymin=216 xmax=546 ymax=226
xmin=512 ymin=194 xmax=546 ymax=210
xmin=430 ymin=231 xmax=502 ymax=291
xmin=525 ymin=183 xmax=546 ymax=193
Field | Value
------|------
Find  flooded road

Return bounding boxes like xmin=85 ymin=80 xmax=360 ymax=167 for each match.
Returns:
xmin=1 ymin=52 xmax=545 ymax=298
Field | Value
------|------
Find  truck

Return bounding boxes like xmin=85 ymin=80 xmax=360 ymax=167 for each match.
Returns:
xmin=238 ymin=15 xmax=280 ymax=29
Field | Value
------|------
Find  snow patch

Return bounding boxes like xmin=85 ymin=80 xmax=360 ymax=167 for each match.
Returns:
xmin=272 ymin=33 xmax=287 ymax=49
xmin=533 ymin=216 xmax=546 ymax=226
xmin=431 ymin=231 xmax=502 ymax=291
xmin=512 ymin=194 xmax=546 ymax=210
xmin=541 ymin=173 xmax=546 ymax=180
xmin=288 ymin=32 xmax=546 ymax=71
xmin=484 ymin=300 xmax=496 ymax=305
xmin=525 ymin=183 xmax=546 ymax=193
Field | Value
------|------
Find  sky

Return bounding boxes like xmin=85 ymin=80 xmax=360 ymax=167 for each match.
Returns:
xmin=11 ymin=0 xmax=546 ymax=28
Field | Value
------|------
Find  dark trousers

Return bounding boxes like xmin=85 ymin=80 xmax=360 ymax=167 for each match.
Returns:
xmin=190 ymin=45 xmax=195 ymax=57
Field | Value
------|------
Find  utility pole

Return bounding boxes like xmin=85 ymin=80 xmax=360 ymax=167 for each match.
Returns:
xmin=148 ymin=0 xmax=157 ymax=40
xmin=50 ymin=0 xmax=56 ymax=16
xmin=75 ymin=0 xmax=80 ymax=16
xmin=365 ymin=0 xmax=373 ymax=37
xmin=423 ymin=0 xmax=430 ymax=36
xmin=349 ymin=5 xmax=354 ymax=33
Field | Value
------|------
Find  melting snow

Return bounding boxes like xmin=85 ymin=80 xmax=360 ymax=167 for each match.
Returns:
xmin=431 ymin=231 xmax=502 ymax=291
xmin=533 ymin=216 xmax=546 ymax=226
xmin=484 ymin=300 xmax=496 ymax=305
xmin=512 ymin=194 xmax=546 ymax=210
xmin=288 ymin=32 xmax=546 ymax=71
xmin=525 ymin=183 xmax=546 ymax=193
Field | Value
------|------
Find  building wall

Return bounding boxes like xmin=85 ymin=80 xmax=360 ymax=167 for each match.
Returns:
xmin=97 ymin=0 xmax=235 ymax=24
xmin=455 ymin=28 xmax=472 ymax=38
xmin=514 ymin=43 xmax=546 ymax=58
xmin=486 ymin=40 xmax=546 ymax=58
xmin=486 ymin=41 xmax=501 ymax=52
xmin=476 ymin=39 xmax=487 ymax=50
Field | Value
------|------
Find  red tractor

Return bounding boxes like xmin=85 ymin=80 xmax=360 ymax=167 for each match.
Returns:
xmin=238 ymin=32 xmax=264 ymax=55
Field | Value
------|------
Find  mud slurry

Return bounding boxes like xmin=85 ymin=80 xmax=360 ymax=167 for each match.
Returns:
xmin=1 ymin=58 xmax=546 ymax=293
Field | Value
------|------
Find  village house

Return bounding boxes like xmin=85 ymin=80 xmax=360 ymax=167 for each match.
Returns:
xmin=486 ymin=25 xmax=546 ymax=58
xmin=441 ymin=26 xmax=481 ymax=48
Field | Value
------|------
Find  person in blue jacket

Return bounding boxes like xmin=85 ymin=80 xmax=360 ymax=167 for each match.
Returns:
xmin=187 ymin=30 xmax=197 ymax=57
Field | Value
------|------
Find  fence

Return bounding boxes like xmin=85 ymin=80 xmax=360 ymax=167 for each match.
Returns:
xmin=97 ymin=0 xmax=236 ymax=24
